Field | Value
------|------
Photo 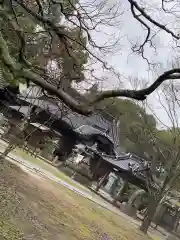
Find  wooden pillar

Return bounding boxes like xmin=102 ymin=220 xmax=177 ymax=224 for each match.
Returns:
xmin=95 ymin=171 xmax=110 ymax=192
xmin=92 ymin=158 xmax=101 ymax=176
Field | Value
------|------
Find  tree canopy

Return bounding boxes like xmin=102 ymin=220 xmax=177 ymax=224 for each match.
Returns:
xmin=100 ymin=98 xmax=156 ymax=156
xmin=1 ymin=0 xmax=88 ymax=90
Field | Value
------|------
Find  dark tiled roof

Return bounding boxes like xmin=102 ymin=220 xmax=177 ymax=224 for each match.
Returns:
xmin=0 ymin=86 xmax=121 ymax=151
xmin=90 ymin=149 xmax=156 ymax=190
xmin=17 ymin=96 xmax=120 ymax=143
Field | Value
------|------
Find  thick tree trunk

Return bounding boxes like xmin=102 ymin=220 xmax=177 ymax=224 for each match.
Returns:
xmin=140 ymin=198 xmax=159 ymax=233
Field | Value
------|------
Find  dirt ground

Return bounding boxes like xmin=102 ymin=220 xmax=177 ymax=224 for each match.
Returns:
xmin=0 ymin=160 xmax=152 ymax=240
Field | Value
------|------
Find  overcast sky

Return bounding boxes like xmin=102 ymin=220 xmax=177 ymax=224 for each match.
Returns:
xmin=80 ymin=0 xmax=180 ymax=128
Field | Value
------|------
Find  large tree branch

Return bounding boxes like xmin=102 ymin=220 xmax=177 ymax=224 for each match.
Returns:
xmin=1 ymin=27 xmax=180 ymax=116
xmin=0 ymin=31 xmax=91 ymax=115
xmin=13 ymin=0 xmax=180 ymax=77
xmin=127 ymin=0 xmax=179 ymax=62
xmin=88 ymin=70 xmax=180 ymax=106
xmin=128 ymin=0 xmax=179 ymax=40
xmin=14 ymin=0 xmax=112 ymax=71
xmin=1 ymin=3 xmax=180 ymax=116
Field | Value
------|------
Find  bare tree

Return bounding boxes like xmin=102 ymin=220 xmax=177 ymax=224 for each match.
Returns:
xmin=138 ymin=81 xmax=180 ymax=233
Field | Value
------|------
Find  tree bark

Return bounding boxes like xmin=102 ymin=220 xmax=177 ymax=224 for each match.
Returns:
xmin=1 ymin=16 xmax=180 ymax=116
xmin=140 ymin=198 xmax=159 ymax=233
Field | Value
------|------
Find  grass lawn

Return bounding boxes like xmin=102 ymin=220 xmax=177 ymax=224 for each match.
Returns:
xmin=13 ymin=148 xmax=91 ymax=192
xmin=0 ymin=140 xmax=83 ymax=189
xmin=0 ymin=141 xmax=76 ymax=187
xmin=14 ymin=148 xmax=71 ymax=181
xmin=0 ymin=160 xmax=154 ymax=240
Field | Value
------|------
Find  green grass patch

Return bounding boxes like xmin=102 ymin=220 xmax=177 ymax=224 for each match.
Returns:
xmin=0 ymin=141 xmax=89 ymax=192
xmin=0 ymin=140 xmax=92 ymax=193
xmin=13 ymin=148 xmax=91 ymax=193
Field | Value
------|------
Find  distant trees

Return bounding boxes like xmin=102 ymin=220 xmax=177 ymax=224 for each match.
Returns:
xmin=96 ymin=86 xmax=180 ymax=233
xmin=99 ymin=98 xmax=156 ymax=157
